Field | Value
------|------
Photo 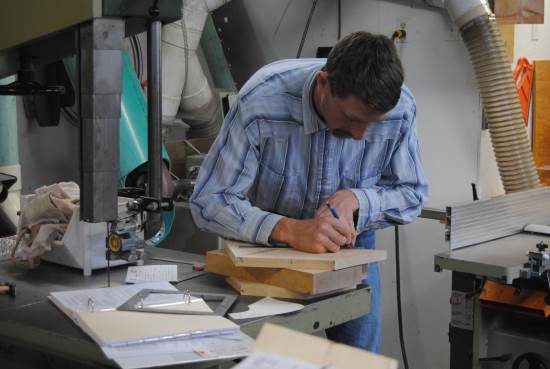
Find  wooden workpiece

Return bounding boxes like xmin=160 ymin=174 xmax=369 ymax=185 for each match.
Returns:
xmin=224 ymin=240 xmax=386 ymax=271
xmin=207 ymin=249 xmax=367 ymax=294
xmin=534 ymin=60 xmax=550 ymax=185
xmin=226 ymin=276 xmax=356 ymax=300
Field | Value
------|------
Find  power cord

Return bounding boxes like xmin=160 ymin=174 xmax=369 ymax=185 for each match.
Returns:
xmin=395 ymin=225 xmax=410 ymax=369
xmin=296 ymin=0 xmax=319 ymax=58
xmin=337 ymin=0 xmax=342 ymax=41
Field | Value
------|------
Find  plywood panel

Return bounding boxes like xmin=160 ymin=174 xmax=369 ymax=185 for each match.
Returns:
xmin=495 ymin=0 xmax=544 ymax=24
xmin=224 ymin=240 xmax=386 ymax=271
xmin=226 ymin=277 xmax=356 ymax=300
xmin=254 ymin=323 xmax=399 ymax=369
xmin=538 ymin=166 xmax=550 ymax=186
xmin=207 ymin=250 xmax=367 ymax=294
xmin=533 ymin=61 xmax=550 ymax=177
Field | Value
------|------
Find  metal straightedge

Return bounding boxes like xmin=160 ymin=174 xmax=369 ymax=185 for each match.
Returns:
xmin=117 ymin=289 xmax=237 ymax=316
xmin=446 ymin=187 xmax=550 ymax=250
xmin=79 ymin=18 xmax=124 ymax=223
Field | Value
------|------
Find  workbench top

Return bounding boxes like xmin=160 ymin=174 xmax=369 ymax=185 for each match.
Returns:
xmin=0 ymin=246 xmax=371 ymax=368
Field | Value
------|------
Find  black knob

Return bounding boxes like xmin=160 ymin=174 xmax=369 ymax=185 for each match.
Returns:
xmin=536 ymin=242 xmax=548 ymax=252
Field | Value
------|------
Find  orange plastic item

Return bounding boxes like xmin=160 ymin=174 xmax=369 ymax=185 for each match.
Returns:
xmin=513 ymin=57 xmax=534 ymax=125
xmin=480 ymin=280 xmax=550 ymax=318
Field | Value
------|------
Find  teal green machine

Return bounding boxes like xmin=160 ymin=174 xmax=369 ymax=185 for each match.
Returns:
xmin=66 ymin=52 xmax=174 ymax=243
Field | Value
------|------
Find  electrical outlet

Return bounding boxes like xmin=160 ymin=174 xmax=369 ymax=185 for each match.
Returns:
xmin=531 ymin=25 xmax=539 ymax=41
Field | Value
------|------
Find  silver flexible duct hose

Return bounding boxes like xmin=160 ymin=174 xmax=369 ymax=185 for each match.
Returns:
xmin=460 ymin=14 xmax=540 ymax=193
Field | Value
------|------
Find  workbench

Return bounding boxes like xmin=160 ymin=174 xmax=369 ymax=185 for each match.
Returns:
xmin=0 ymin=246 xmax=371 ymax=369
xmin=434 ymin=233 xmax=550 ymax=369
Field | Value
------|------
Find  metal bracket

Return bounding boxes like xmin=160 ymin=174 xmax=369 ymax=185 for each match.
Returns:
xmin=117 ymin=289 xmax=237 ymax=316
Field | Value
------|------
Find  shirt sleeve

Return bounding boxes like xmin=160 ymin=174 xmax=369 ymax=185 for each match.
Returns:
xmin=349 ymin=105 xmax=429 ymax=233
xmin=189 ymin=101 xmax=284 ymax=245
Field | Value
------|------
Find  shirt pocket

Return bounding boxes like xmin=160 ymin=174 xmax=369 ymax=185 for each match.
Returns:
xmin=340 ymin=137 xmax=390 ymax=189
xmin=254 ymin=163 xmax=285 ymax=212
xmin=360 ymin=137 xmax=390 ymax=178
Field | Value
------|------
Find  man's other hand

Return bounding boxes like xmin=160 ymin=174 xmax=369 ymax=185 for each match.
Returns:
xmin=270 ymin=216 xmax=353 ymax=253
xmin=315 ymin=190 xmax=359 ymax=246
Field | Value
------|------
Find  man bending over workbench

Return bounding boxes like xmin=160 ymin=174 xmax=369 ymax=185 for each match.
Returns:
xmin=190 ymin=31 xmax=428 ymax=353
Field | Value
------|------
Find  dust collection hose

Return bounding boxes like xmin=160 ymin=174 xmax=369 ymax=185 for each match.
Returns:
xmin=447 ymin=0 xmax=540 ymax=193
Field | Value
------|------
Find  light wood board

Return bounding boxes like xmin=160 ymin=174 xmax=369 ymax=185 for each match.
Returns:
xmin=538 ymin=165 xmax=550 ymax=186
xmin=495 ymin=0 xmax=544 ymax=24
xmin=207 ymin=249 xmax=367 ymax=294
xmin=254 ymin=323 xmax=399 ymax=369
xmin=226 ymin=276 xmax=355 ymax=300
xmin=224 ymin=240 xmax=386 ymax=271
xmin=534 ymin=60 xmax=550 ymax=183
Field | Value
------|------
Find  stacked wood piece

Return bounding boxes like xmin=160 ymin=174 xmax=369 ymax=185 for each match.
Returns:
xmin=205 ymin=240 xmax=387 ymax=299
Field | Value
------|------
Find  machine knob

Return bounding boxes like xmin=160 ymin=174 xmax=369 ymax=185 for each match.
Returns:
xmin=536 ymin=242 xmax=548 ymax=252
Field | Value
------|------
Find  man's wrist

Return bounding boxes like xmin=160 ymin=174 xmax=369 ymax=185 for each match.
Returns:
xmin=341 ymin=189 xmax=360 ymax=212
xmin=270 ymin=217 xmax=296 ymax=245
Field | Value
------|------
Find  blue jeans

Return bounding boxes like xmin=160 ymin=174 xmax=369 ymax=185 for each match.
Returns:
xmin=325 ymin=230 xmax=380 ymax=352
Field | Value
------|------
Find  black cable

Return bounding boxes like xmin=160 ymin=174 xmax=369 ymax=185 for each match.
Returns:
xmin=62 ymin=106 xmax=79 ymax=127
xmin=395 ymin=225 xmax=410 ymax=369
xmin=337 ymin=0 xmax=342 ymax=41
xmin=129 ymin=36 xmax=139 ymax=77
xmin=131 ymin=36 xmax=142 ymax=79
xmin=135 ymin=35 xmax=143 ymax=80
xmin=133 ymin=36 xmax=143 ymax=79
xmin=296 ymin=0 xmax=319 ymax=58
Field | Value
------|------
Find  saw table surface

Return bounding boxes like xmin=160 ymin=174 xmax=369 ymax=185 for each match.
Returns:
xmin=0 ymin=246 xmax=371 ymax=368
xmin=435 ymin=233 xmax=550 ymax=283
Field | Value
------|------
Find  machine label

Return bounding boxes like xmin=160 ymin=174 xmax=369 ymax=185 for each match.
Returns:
xmin=450 ymin=291 xmax=473 ymax=330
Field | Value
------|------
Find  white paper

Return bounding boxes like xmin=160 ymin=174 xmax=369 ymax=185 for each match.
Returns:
xmin=233 ymin=352 xmax=320 ymax=369
xmin=49 ymin=281 xmax=177 ymax=313
xmin=112 ymin=332 xmax=254 ymax=369
xmin=125 ymin=265 xmax=178 ymax=284
xmin=229 ymin=297 xmax=304 ymax=320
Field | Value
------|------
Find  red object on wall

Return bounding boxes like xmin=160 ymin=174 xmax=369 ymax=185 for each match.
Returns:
xmin=513 ymin=57 xmax=534 ymax=125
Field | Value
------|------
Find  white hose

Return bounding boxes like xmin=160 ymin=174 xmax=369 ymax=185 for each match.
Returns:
xmin=161 ymin=0 xmax=230 ymax=136
xmin=446 ymin=0 xmax=540 ymax=192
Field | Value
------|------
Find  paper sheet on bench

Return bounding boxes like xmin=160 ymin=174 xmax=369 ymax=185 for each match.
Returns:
xmin=125 ymin=265 xmax=178 ymax=283
xmin=229 ymin=297 xmax=304 ymax=320
xmin=233 ymin=352 xmax=320 ymax=369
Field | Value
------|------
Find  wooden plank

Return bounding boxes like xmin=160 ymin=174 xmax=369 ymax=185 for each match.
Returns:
xmin=534 ymin=61 xmax=550 ymax=171
xmin=226 ymin=277 xmax=356 ymax=300
xmin=495 ymin=0 xmax=544 ymax=24
xmin=224 ymin=239 xmax=386 ymax=271
xmin=538 ymin=165 xmax=550 ymax=186
xmin=254 ymin=323 xmax=399 ymax=369
xmin=207 ymin=250 xmax=367 ymax=294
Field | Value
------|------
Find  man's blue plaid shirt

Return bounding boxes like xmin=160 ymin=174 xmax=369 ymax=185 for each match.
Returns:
xmin=190 ymin=59 xmax=428 ymax=244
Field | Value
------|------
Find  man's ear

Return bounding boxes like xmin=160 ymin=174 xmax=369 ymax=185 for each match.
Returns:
xmin=316 ymin=70 xmax=329 ymax=88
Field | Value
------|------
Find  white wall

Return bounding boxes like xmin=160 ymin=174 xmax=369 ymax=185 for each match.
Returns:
xmin=515 ymin=0 xmax=550 ymax=61
xmin=224 ymin=1 xmax=484 ymax=368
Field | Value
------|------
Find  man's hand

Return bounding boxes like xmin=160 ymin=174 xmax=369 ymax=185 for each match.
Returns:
xmin=315 ymin=190 xmax=359 ymax=246
xmin=270 ymin=216 xmax=353 ymax=253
